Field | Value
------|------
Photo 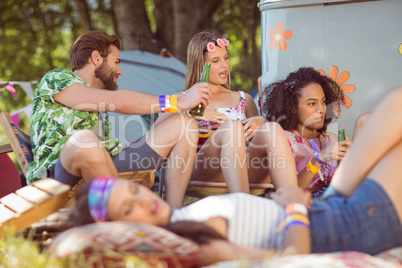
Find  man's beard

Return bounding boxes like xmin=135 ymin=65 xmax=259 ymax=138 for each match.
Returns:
xmin=94 ymin=62 xmax=118 ymax=91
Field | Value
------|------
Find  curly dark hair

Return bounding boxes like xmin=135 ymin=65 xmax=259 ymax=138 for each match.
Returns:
xmin=262 ymin=67 xmax=345 ymax=134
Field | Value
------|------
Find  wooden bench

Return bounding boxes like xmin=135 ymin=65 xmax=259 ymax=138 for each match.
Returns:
xmin=0 ymin=178 xmax=70 ymax=238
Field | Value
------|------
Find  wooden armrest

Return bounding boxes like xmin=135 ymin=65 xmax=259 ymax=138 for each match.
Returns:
xmin=118 ymin=169 xmax=156 ymax=189
xmin=0 ymin=144 xmax=13 ymax=154
xmin=0 ymin=178 xmax=70 ymax=238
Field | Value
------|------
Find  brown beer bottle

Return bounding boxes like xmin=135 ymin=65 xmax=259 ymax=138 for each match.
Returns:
xmin=189 ymin=63 xmax=210 ymax=117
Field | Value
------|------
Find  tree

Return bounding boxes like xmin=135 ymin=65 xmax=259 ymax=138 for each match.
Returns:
xmin=108 ymin=0 xmax=260 ymax=92
xmin=0 ymin=0 xmax=262 ymax=94
xmin=111 ymin=0 xmax=159 ymax=51
xmin=111 ymin=0 xmax=224 ymax=62
xmin=212 ymin=0 xmax=261 ymax=92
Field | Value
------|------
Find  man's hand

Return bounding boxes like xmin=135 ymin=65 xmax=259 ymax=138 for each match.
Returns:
xmin=177 ymin=82 xmax=211 ymax=111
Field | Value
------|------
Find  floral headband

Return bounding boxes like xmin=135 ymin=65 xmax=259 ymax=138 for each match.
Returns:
xmin=88 ymin=176 xmax=116 ymax=222
xmin=206 ymin=38 xmax=230 ymax=52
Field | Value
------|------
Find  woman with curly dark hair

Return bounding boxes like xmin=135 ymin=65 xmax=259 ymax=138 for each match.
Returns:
xmin=262 ymin=67 xmax=352 ymax=197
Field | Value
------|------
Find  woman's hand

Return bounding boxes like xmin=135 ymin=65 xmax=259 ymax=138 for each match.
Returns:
xmin=241 ymin=116 xmax=266 ymax=141
xmin=317 ymin=140 xmax=352 ymax=162
xmin=271 ymin=186 xmax=312 ymax=209
xmin=194 ymin=107 xmax=229 ymax=125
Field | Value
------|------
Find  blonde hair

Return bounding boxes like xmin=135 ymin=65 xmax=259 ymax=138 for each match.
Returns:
xmin=183 ymin=29 xmax=231 ymax=91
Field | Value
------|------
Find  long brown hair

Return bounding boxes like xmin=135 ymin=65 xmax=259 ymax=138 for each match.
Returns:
xmin=70 ymin=30 xmax=121 ymax=71
xmin=69 ymin=179 xmax=226 ymax=245
xmin=183 ymin=29 xmax=231 ymax=91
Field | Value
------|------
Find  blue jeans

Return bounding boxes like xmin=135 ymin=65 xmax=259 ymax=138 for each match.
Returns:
xmin=309 ymin=179 xmax=402 ymax=254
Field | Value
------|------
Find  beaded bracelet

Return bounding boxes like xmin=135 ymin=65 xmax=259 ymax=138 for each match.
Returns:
xmin=310 ymin=139 xmax=324 ymax=164
xmin=285 ymin=203 xmax=308 ymax=216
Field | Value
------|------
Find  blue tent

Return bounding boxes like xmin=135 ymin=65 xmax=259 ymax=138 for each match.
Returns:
xmin=109 ymin=50 xmax=187 ymax=146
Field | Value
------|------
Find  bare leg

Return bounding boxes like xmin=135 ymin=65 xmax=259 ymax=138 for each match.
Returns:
xmin=332 ymin=87 xmax=402 ymax=199
xmin=247 ymin=122 xmax=298 ymax=188
xmin=191 ymin=120 xmax=250 ymax=193
xmin=60 ymin=129 xmax=118 ymax=179
xmin=145 ymin=113 xmax=199 ymax=210
xmin=368 ymin=140 xmax=402 ymax=222
xmin=352 ymin=112 xmax=371 ymax=140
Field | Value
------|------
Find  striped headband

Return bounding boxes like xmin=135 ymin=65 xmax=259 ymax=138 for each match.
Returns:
xmin=88 ymin=176 xmax=117 ymax=222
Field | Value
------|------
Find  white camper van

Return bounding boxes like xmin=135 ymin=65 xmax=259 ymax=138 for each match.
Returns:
xmin=258 ymin=0 xmax=402 ymax=137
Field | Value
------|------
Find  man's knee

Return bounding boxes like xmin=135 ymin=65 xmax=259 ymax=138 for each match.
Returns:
xmin=69 ymin=129 xmax=100 ymax=147
xmin=167 ymin=113 xmax=198 ymax=140
xmin=62 ymin=130 xmax=104 ymax=162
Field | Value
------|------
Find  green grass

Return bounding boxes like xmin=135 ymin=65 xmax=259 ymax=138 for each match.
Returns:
xmin=0 ymin=229 xmax=65 ymax=267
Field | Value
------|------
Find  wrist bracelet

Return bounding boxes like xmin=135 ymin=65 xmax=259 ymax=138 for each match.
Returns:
xmin=307 ymin=160 xmax=325 ymax=181
xmin=288 ymin=214 xmax=310 ymax=224
xmin=285 ymin=221 xmax=310 ymax=231
xmin=159 ymin=95 xmax=166 ymax=113
xmin=317 ymin=168 xmax=325 ymax=181
xmin=170 ymin=95 xmax=177 ymax=113
xmin=277 ymin=214 xmax=310 ymax=232
xmin=306 ymin=160 xmax=318 ymax=174
xmin=164 ymin=95 xmax=171 ymax=113
xmin=310 ymin=139 xmax=324 ymax=164
xmin=286 ymin=203 xmax=308 ymax=216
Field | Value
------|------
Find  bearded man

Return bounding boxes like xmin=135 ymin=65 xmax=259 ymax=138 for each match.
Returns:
xmin=27 ymin=31 xmax=211 ymax=209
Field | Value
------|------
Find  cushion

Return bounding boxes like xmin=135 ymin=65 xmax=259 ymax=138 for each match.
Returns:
xmin=203 ymin=247 xmax=402 ymax=268
xmin=10 ymin=122 xmax=33 ymax=163
xmin=48 ymin=222 xmax=202 ymax=267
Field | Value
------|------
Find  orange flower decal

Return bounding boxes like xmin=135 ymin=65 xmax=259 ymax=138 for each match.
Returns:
xmin=267 ymin=22 xmax=293 ymax=51
xmin=318 ymin=66 xmax=355 ymax=108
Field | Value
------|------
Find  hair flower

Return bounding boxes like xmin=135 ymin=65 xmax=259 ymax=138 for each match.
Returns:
xmin=223 ymin=38 xmax=229 ymax=46
xmin=217 ymin=38 xmax=226 ymax=48
xmin=284 ymin=81 xmax=296 ymax=91
xmin=207 ymin=42 xmax=216 ymax=52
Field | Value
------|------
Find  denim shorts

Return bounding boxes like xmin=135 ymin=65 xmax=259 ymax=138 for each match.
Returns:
xmin=309 ymin=179 xmax=402 ymax=254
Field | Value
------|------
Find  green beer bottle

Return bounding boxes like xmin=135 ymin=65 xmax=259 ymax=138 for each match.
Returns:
xmin=338 ymin=129 xmax=347 ymax=165
xmin=338 ymin=129 xmax=347 ymax=145
xmin=189 ymin=63 xmax=210 ymax=117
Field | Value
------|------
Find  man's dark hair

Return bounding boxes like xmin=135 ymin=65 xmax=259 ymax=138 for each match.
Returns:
xmin=70 ymin=30 xmax=122 ymax=71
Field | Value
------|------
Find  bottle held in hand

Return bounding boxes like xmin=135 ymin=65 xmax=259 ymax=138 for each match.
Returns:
xmin=338 ymin=129 xmax=347 ymax=165
xmin=189 ymin=63 xmax=210 ymax=117
xmin=338 ymin=129 xmax=347 ymax=146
